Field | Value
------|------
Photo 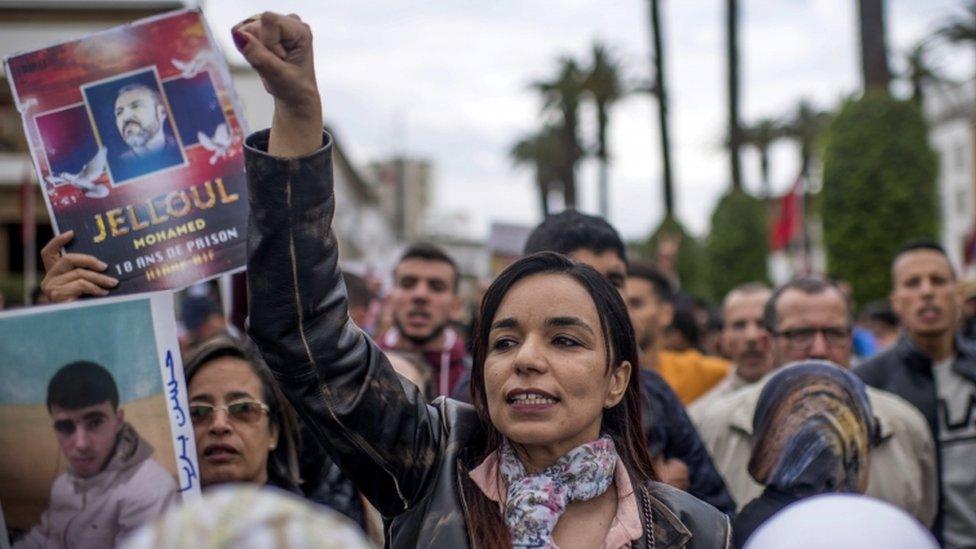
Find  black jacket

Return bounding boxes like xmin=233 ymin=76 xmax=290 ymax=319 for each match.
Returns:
xmin=243 ymin=130 xmax=731 ymax=548
xmin=856 ymin=334 xmax=976 ymax=440
xmin=855 ymin=333 xmax=976 ymax=542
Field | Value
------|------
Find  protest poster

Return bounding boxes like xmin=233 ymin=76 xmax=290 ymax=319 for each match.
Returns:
xmin=3 ymin=9 xmax=248 ymax=295
xmin=0 ymin=294 xmax=200 ymax=545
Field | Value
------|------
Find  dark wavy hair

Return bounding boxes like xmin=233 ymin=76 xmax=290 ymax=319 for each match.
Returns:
xmin=184 ymin=336 xmax=302 ymax=488
xmin=459 ymin=252 xmax=655 ymax=547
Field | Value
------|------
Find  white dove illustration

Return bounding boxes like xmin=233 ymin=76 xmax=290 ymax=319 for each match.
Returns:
xmin=198 ymin=123 xmax=232 ymax=165
xmin=45 ymin=146 xmax=109 ymax=198
xmin=171 ymin=52 xmax=213 ymax=79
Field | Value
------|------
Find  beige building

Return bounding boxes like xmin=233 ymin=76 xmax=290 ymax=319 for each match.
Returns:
xmin=923 ymin=79 xmax=976 ymax=277
xmin=365 ymin=157 xmax=432 ymax=241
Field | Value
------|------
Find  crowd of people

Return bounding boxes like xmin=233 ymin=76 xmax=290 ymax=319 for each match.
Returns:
xmin=10 ymin=11 xmax=976 ymax=549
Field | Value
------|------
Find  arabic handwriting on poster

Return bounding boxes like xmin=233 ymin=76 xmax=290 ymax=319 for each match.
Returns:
xmin=165 ymin=350 xmax=186 ymax=428
xmin=176 ymin=434 xmax=198 ymax=492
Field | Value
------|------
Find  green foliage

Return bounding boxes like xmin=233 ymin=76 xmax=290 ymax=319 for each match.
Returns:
xmin=705 ymin=189 xmax=769 ymax=300
xmin=638 ymin=216 xmax=710 ymax=299
xmin=821 ymin=92 xmax=938 ymax=306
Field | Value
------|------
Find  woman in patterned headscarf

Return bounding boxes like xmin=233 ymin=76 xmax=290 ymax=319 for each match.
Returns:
xmin=733 ymin=361 xmax=878 ymax=547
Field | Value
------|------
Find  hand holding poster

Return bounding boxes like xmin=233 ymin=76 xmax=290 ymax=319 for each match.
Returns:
xmin=0 ymin=294 xmax=200 ymax=548
xmin=3 ymin=9 xmax=248 ymax=295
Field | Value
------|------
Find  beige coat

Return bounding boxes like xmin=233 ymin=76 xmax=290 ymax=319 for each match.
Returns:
xmin=15 ymin=423 xmax=178 ymax=549
xmin=693 ymin=378 xmax=938 ymax=527
xmin=687 ymin=371 xmax=751 ymax=423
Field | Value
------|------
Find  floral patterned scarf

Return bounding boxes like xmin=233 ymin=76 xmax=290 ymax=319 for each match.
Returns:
xmin=498 ymin=435 xmax=618 ymax=548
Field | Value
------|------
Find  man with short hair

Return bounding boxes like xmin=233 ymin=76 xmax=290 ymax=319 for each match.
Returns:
xmin=857 ymin=241 xmax=976 ymax=547
xmin=523 ymin=209 xmax=628 ymax=292
xmin=689 ymin=283 xmax=773 ymax=418
xmin=377 ymin=243 xmax=467 ymax=397
xmin=519 ymin=210 xmax=735 ymax=515
xmin=695 ymin=277 xmax=936 ymax=526
xmin=114 ymin=84 xmax=176 ymax=158
xmin=16 ymin=361 xmax=177 ymax=548
xmin=110 ymin=83 xmax=184 ymax=183
xmin=625 ymin=261 xmax=730 ymax=404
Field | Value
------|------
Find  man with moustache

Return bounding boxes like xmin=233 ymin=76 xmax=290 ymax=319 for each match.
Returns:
xmin=689 ymin=283 xmax=773 ymax=419
xmin=857 ymin=241 xmax=976 ymax=547
xmin=695 ymin=277 xmax=936 ymax=526
xmin=112 ymin=83 xmax=183 ymax=180
xmin=377 ymin=243 xmax=467 ymax=397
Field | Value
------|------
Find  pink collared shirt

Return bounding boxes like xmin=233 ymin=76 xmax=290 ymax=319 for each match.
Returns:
xmin=468 ymin=452 xmax=643 ymax=548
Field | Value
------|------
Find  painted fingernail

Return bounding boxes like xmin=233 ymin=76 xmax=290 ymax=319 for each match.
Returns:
xmin=232 ymin=29 xmax=249 ymax=50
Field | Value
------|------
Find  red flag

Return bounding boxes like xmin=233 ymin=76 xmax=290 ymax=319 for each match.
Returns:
xmin=769 ymin=175 xmax=804 ymax=251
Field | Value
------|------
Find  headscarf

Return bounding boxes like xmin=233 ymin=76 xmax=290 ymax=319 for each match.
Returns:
xmin=748 ymin=361 xmax=876 ymax=496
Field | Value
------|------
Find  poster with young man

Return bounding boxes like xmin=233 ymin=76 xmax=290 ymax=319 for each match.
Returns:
xmin=3 ymin=9 xmax=248 ymax=295
xmin=0 ymin=294 xmax=200 ymax=547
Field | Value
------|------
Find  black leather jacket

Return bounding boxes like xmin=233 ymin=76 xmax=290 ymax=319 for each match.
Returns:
xmin=244 ymin=130 xmax=731 ymax=548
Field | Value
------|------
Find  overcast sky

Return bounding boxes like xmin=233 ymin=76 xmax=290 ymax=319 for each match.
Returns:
xmin=205 ymin=0 xmax=974 ymax=241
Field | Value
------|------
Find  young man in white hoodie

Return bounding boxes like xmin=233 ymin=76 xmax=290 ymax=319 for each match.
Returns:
xmin=15 ymin=361 xmax=177 ymax=549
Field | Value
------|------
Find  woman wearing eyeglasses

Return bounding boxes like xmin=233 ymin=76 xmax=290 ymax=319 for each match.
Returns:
xmin=184 ymin=337 xmax=382 ymax=541
xmin=184 ymin=337 xmax=302 ymax=490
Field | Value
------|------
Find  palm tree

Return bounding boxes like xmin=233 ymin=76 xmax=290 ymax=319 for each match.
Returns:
xmin=936 ymin=0 xmax=976 ymax=59
xmin=782 ymin=100 xmax=829 ymax=179
xmin=902 ymin=40 xmax=945 ymax=106
xmin=533 ymin=58 xmax=586 ymax=210
xmin=583 ymin=41 xmax=626 ymax=219
xmin=511 ymin=125 xmax=566 ymax=218
xmin=857 ymin=0 xmax=892 ymax=94
xmin=647 ymin=0 xmax=674 ymax=217
xmin=727 ymin=0 xmax=743 ymax=190
xmin=742 ymin=118 xmax=783 ymax=196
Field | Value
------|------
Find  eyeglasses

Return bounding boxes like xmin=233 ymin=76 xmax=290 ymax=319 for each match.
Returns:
xmin=774 ymin=326 xmax=851 ymax=350
xmin=188 ymin=401 xmax=270 ymax=426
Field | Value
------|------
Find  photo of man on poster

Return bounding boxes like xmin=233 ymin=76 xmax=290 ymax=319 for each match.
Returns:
xmin=83 ymin=69 xmax=186 ymax=184
xmin=12 ymin=361 xmax=177 ymax=549
xmin=114 ymin=83 xmax=181 ymax=161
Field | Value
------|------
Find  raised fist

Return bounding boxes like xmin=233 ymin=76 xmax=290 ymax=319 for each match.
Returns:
xmin=233 ymin=12 xmax=323 ymax=157
xmin=233 ymin=12 xmax=319 ymax=117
